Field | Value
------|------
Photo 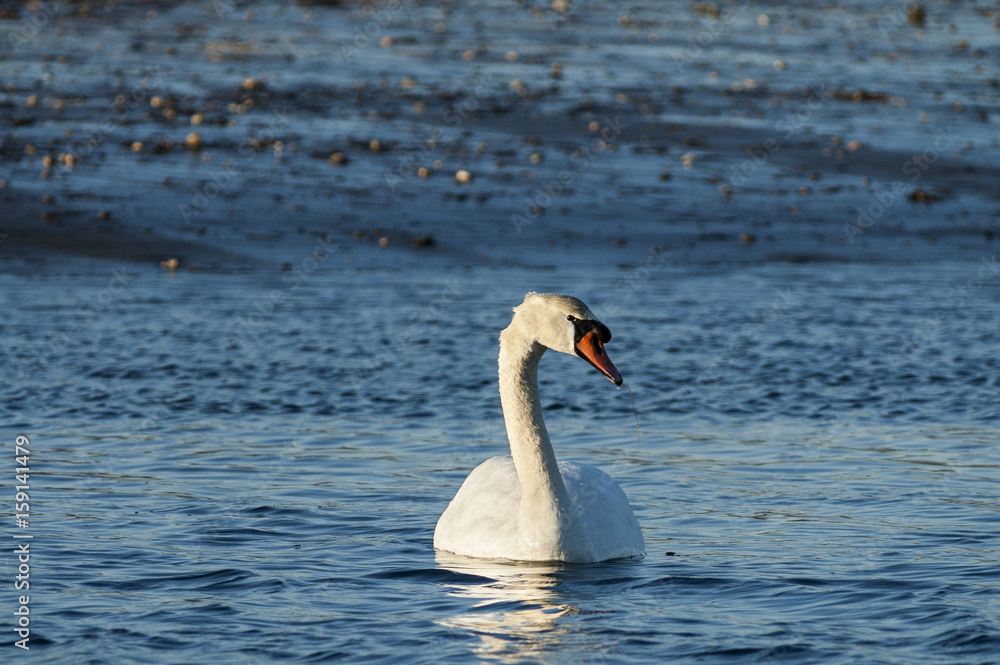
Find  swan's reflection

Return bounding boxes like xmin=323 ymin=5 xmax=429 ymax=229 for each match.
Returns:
xmin=435 ymin=552 xmax=574 ymax=663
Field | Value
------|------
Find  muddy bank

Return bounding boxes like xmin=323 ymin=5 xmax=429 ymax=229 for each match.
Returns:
xmin=1 ymin=0 xmax=997 ymax=272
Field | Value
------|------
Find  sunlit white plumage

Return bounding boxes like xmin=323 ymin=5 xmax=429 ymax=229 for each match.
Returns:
xmin=434 ymin=293 xmax=644 ymax=563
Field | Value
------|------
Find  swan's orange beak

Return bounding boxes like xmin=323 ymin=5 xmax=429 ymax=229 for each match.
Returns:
xmin=576 ymin=329 xmax=623 ymax=386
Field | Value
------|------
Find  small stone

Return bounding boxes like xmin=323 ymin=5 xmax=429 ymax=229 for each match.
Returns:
xmin=160 ymin=257 xmax=180 ymax=271
xmin=739 ymin=233 xmax=756 ymax=243
xmin=454 ymin=169 xmax=472 ymax=184
xmin=378 ymin=236 xmax=390 ymax=247
xmin=909 ymin=188 xmax=942 ymax=203
xmin=329 ymin=152 xmax=348 ymax=165
xmin=413 ymin=234 xmax=435 ymax=247
xmin=185 ymin=132 xmax=202 ymax=150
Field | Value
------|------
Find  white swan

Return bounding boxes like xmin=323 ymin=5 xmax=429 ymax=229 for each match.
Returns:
xmin=434 ymin=292 xmax=644 ymax=563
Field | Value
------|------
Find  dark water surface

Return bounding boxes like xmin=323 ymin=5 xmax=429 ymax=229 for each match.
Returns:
xmin=2 ymin=262 xmax=998 ymax=664
xmin=2 ymin=0 xmax=999 ymax=663
xmin=2 ymin=0 xmax=998 ymax=266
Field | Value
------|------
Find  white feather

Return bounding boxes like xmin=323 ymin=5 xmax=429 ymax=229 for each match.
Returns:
xmin=434 ymin=293 xmax=644 ymax=563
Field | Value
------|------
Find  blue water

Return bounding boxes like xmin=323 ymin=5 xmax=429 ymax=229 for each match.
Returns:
xmin=2 ymin=0 xmax=999 ymax=661
xmin=2 ymin=260 xmax=998 ymax=664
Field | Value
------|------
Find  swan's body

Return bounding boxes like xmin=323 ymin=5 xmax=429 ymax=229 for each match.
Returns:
xmin=434 ymin=293 xmax=644 ymax=563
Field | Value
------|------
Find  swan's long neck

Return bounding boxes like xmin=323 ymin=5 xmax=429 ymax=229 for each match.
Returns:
xmin=499 ymin=326 xmax=588 ymax=560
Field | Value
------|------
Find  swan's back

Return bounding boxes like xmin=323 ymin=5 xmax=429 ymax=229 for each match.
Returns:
xmin=433 ymin=457 xmax=521 ymax=560
xmin=434 ymin=456 xmax=644 ymax=562
xmin=559 ymin=461 xmax=645 ymax=561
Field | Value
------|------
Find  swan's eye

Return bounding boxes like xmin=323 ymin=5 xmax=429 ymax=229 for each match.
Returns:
xmin=566 ymin=315 xmax=577 ymax=322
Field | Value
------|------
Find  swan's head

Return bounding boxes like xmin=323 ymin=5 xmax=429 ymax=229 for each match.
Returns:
xmin=510 ymin=292 xmax=623 ymax=386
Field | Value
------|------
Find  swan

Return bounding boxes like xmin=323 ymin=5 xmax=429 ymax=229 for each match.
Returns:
xmin=434 ymin=292 xmax=644 ymax=563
